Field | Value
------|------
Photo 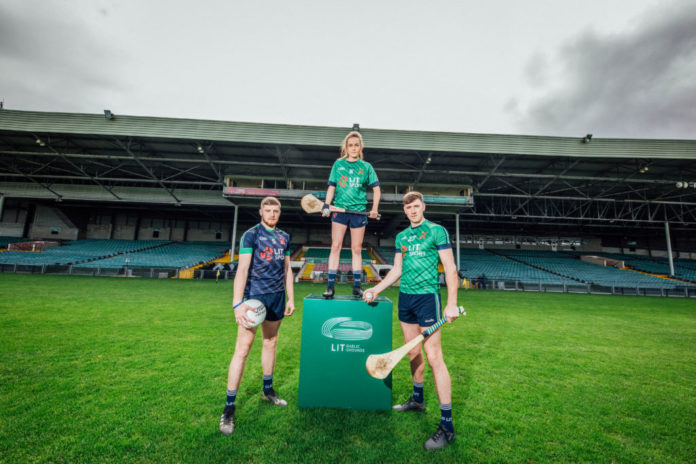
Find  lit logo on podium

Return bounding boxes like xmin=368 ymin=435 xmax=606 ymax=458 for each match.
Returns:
xmin=321 ymin=317 xmax=373 ymax=341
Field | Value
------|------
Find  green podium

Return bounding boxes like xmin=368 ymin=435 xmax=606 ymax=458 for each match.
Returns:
xmin=298 ymin=294 xmax=392 ymax=411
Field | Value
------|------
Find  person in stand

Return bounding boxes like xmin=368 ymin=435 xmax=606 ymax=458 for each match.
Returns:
xmin=364 ymin=191 xmax=462 ymax=450
xmin=321 ymin=130 xmax=380 ymax=299
xmin=219 ymin=196 xmax=295 ymax=435
xmin=213 ymin=262 xmax=224 ymax=283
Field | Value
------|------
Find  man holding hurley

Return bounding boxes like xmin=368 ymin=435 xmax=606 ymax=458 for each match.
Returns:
xmin=363 ymin=191 xmax=462 ymax=450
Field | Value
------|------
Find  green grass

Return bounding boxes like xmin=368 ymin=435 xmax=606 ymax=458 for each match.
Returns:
xmin=0 ymin=274 xmax=694 ymax=463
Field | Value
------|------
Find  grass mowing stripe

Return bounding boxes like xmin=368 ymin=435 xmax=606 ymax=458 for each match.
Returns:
xmin=0 ymin=274 xmax=694 ymax=463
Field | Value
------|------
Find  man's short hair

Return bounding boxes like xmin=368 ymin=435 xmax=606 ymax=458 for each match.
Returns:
xmin=260 ymin=196 xmax=281 ymax=208
xmin=402 ymin=191 xmax=424 ymax=205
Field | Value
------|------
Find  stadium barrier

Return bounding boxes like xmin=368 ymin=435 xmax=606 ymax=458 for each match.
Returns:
xmin=1 ymin=264 xmax=693 ymax=297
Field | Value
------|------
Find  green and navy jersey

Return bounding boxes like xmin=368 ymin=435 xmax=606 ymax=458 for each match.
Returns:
xmin=395 ymin=219 xmax=451 ymax=294
xmin=239 ymin=224 xmax=291 ymax=296
xmin=328 ymin=158 xmax=379 ymax=211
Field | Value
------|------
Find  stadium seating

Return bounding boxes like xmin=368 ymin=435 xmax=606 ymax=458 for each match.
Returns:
xmin=303 ymin=247 xmax=372 ymax=263
xmin=75 ymin=241 xmax=228 ymax=269
xmin=495 ymin=249 xmax=682 ymax=289
xmin=304 ymin=261 xmax=376 ymax=283
xmin=0 ymin=239 xmax=167 ymax=266
xmin=564 ymin=251 xmax=696 ymax=283
xmin=458 ymin=248 xmax=565 ymax=285
xmin=450 ymin=248 xmax=694 ymax=290
xmin=311 ymin=262 xmax=356 ymax=272
xmin=0 ymin=239 xmax=230 ymax=271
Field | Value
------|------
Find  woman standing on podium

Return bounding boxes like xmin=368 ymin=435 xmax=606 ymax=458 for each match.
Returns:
xmin=321 ymin=130 xmax=381 ymax=298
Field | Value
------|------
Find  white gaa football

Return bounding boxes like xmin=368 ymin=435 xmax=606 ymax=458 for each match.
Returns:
xmin=244 ymin=299 xmax=266 ymax=328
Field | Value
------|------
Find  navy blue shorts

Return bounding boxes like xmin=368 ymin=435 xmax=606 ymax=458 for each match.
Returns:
xmin=331 ymin=211 xmax=367 ymax=229
xmin=245 ymin=290 xmax=285 ymax=322
xmin=398 ymin=292 xmax=442 ymax=327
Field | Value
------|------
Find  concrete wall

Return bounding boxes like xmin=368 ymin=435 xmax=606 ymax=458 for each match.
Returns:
xmin=187 ymin=228 xmax=227 ymax=242
xmin=29 ymin=205 xmax=79 ymax=240
xmin=170 ymin=227 xmax=186 ymax=242
xmin=112 ymin=225 xmax=136 ymax=240
xmin=602 ymin=247 xmax=651 ymax=256
xmin=0 ymin=223 xmax=24 ymax=237
xmin=0 ymin=206 xmax=28 ymax=237
xmin=86 ymin=224 xmax=112 ymax=239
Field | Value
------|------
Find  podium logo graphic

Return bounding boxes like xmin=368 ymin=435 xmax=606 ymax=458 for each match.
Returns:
xmin=321 ymin=317 xmax=373 ymax=341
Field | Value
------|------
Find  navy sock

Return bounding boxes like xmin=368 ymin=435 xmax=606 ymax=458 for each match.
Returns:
xmin=440 ymin=403 xmax=454 ymax=432
xmin=328 ymin=271 xmax=337 ymax=287
xmin=353 ymin=271 xmax=362 ymax=287
xmin=413 ymin=381 xmax=424 ymax=403
xmin=263 ymin=374 xmax=273 ymax=394
xmin=225 ymin=389 xmax=237 ymax=410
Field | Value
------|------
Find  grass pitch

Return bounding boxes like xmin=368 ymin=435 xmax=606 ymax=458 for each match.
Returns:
xmin=0 ymin=274 xmax=694 ymax=463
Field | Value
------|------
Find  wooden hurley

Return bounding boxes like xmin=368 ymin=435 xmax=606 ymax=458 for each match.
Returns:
xmin=365 ymin=306 xmax=466 ymax=379
xmin=300 ymin=194 xmax=380 ymax=219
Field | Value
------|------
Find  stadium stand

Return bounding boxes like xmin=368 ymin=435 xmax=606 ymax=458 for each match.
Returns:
xmin=495 ymin=249 xmax=687 ymax=289
xmin=1 ymin=110 xmax=695 ymax=296
xmin=300 ymin=263 xmax=315 ymax=280
xmin=0 ymin=239 xmax=232 ymax=280
xmin=0 ymin=239 xmax=167 ymax=267
xmin=74 ymin=241 xmax=228 ymax=270
xmin=375 ymin=246 xmax=395 ymax=265
xmin=303 ymin=248 xmax=372 ymax=263
xmin=458 ymin=248 xmax=565 ymax=286
xmin=564 ymin=251 xmax=696 ymax=284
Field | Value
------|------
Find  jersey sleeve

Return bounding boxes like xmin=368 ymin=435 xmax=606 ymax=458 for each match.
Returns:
xmin=239 ymin=229 xmax=256 ymax=254
xmin=394 ymin=233 xmax=403 ymax=255
xmin=328 ymin=161 xmax=339 ymax=187
xmin=367 ymin=163 xmax=379 ymax=188
xmin=284 ymin=232 xmax=292 ymax=256
xmin=434 ymin=225 xmax=452 ymax=250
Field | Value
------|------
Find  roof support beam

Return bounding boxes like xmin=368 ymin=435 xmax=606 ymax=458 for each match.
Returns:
xmin=197 ymin=142 xmax=223 ymax=184
xmin=113 ymin=137 xmax=181 ymax=204
xmin=271 ymin=146 xmax=292 ymax=188
xmin=45 ymin=142 xmax=122 ymax=200
xmin=0 ymin=158 xmax=63 ymax=200
xmin=477 ymin=192 xmax=696 ymax=207
xmin=1 ymin=149 xmax=682 ymax=186
xmin=412 ymin=152 xmax=433 ymax=188
xmin=476 ymin=155 xmax=506 ymax=190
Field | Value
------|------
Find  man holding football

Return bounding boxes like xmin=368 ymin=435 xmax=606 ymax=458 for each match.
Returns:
xmin=363 ymin=191 xmax=461 ymax=450
xmin=219 ymin=196 xmax=295 ymax=435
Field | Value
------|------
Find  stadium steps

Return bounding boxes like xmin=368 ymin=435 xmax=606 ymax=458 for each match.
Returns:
xmin=290 ymin=247 xmax=305 ymax=260
xmin=364 ymin=264 xmax=381 ymax=282
xmin=177 ymin=251 xmax=233 ymax=279
xmin=622 ymin=266 xmax=696 ymax=286
xmin=300 ymin=263 xmax=315 ymax=281
xmin=370 ymin=247 xmax=389 ymax=265
xmin=178 ymin=269 xmax=195 ymax=279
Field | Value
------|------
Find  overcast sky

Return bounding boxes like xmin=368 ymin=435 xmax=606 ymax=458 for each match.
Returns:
xmin=1 ymin=0 xmax=695 ymax=139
